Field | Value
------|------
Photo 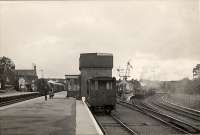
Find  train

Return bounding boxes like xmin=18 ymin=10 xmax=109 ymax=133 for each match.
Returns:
xmin=134 ymin=87 xmax=156 ymax=98
xmin=86 ymin=76 xmax=116 ymax=114
xmin=116 ymin=79 xmax=156 ymax=100
xmin=36 ymin=78 xmax=65 ymax=95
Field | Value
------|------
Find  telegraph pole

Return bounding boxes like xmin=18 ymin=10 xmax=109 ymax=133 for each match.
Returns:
xmin=39 ymin=69 xmax=44 ymax=78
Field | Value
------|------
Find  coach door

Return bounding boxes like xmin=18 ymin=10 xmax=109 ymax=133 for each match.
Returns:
xmin=105 ymin=80 xmax=115 ymax=104
xmin=98 ymin=80 xmax=112 ymax=104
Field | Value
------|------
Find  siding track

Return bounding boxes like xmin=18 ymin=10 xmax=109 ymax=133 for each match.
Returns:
xmin=0 ymin=93 xmax=39 ymax=107
xmin=119 ymin=100 xmax=200 ymax=134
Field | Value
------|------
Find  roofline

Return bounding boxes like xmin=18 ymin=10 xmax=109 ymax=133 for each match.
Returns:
xmin=89 ymin=76 xmax=116 ymax=80
xmin=15 ymin=69 xmax=35 ymax=71
xmin=65 ymin=74 xmax=80 ymax=76
xmin=80 ymin=53 xmax=113 ymax=56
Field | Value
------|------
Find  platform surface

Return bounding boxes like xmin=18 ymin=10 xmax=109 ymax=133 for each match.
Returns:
xmin=0 ymin=92 xmax=76 ymax=135
xmin=0 ymin=91 xmax=101 ymax=135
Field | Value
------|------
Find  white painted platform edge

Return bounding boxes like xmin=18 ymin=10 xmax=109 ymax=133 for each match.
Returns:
xmin=82 ymin=97 xmax=104 ymax=135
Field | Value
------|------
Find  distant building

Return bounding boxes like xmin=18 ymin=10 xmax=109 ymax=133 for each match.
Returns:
xmin=79 ymin=53 xmax=113 ymax=97
xmin=15 ymin=65 xmax=38 ymax=91
xmin=65 ymin=74 xmax=80 ymax=98
xmin=193 ymin=64 xmax=200 ymax=79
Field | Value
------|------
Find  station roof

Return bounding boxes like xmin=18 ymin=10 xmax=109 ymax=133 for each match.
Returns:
xmin=89 ymin=76 xmax=115 ymax=81
xmin=65 ymin=75 xmax=80 ymax=79
xmin=80 ymin=53 xmax=113 ymax=56
xmin=15 ymin=70 xmax=37 ymax=77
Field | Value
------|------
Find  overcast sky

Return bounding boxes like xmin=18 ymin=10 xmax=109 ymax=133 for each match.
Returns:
xmin=0 ymin=0 xmax=199 ymax=80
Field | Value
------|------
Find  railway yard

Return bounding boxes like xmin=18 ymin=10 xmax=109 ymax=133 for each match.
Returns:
xmin=1 ymin=1 xmax=200 ymax=134
xmin=1 ymin=90 xmax=200 ymax=135
xmin=94 ymin=97 xmax=200 ymax=135
xmin=1 ymin=53 xmax=200 ymax=135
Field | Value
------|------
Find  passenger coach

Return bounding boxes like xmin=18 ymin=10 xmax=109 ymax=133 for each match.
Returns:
xmin=86 ymin=76 xmax=116 ymax=114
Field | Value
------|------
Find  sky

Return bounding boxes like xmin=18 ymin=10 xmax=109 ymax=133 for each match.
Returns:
xmin=0 ymin=0 xmax=199 ymax=80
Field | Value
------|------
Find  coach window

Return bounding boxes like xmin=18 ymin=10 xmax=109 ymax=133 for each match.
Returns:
xmin=87 ymin=81 xmax=89 ymax=95
xmin=95 ymin=80 xmax=98 ymax=90
xmin=106 ymin=82 xmax=109 ymax=90
xmin=99 ymin=81 xmax=107 ymax=90
xmin=106 ymin=82 xmax=112 ymax=90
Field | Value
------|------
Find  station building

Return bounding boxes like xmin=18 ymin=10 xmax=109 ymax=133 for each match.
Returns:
xmin=79 ymin=53 xmax=113 ymax=97
xmin=15 ymin=65 xmax=38 ymax=91
xmin=65 ymin=74 xmax=80 ymax=98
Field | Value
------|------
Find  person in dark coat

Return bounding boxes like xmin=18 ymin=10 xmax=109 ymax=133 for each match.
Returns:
xmin=49 ymin=85 xmax=54 ymax=99
xmin=44 ymin=90 xmax=48 ymax=101
xmin=42 ymin=79 xmax=49 ymax=101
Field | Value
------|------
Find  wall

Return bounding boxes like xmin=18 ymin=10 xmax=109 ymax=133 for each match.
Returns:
xmin=79 ymin=53 xmax=113 ymax=69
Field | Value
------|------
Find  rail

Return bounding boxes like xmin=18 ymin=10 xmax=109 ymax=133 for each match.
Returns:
xmin=110 ymin=113 xmax=138 ymax=135
xmin=152 ymin=100 xmax=200 ymax=122
xmin=119 ymin=100 xmax=200 ymax=134
xmin=94 ymin=113 xmax=138 ymax=135
xmin=161 ymin=96 xmax=200 ymax=117
xmin=93 ymin=114 xmax=109 ymax=135
xmin=0 ymin=92 xmax=39 ymax=107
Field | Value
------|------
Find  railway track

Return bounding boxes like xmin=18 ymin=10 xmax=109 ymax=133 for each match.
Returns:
xmin=94 ymin=113 xmax=138 ymax=135
xmin=141 ymin=94 xmax=200 ymax=131
xmin=0 ymin=93 xmax=39 ymax=107
xmin=151 ymin=99 xmax=200 ymax=122
xmin=119 ymin=100 xmax=200 ymax=134
xmin=161 ymin=96 xmax=200 ymax=120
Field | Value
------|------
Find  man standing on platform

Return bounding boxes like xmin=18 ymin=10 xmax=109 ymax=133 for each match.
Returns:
xmin=42 ymin=79 xmax=49 ymax=101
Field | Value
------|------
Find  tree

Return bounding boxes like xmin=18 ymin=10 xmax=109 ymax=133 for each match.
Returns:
xmin=0 ymin=56 xmax=15 ymax=89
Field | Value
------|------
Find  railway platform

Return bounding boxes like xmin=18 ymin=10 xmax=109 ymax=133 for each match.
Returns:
xmin=0 ymin=91 xmax=102 ymax=135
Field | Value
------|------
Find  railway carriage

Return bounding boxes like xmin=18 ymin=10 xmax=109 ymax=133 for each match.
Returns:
xmin=36 ymin=78 xmax=65 ymax=95
xmin=48 ymin=81 xmax=65 ymax=93
xmin=86 ymin=76 xmax=116 ymax=114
